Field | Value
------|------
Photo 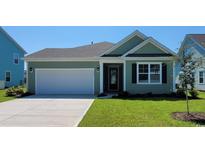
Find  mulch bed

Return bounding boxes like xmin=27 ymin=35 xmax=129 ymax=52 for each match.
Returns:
xmin=172 ymin=112 xmax=205 ymax=125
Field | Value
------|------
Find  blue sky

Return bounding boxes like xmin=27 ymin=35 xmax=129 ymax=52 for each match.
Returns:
xmin=3 ymin=26 xmax=205 ymax=54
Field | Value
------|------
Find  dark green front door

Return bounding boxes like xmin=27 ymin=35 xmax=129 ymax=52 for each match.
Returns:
xmin=103 ymin=63 xmax=123 ymax=93
xmin=108 ymin=66 xmax=119 ymax=91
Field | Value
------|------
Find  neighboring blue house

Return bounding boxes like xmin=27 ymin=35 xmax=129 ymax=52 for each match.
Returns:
xmin=0 ymin=27 xmax=26 ymax=89
xmin=176 ymin=34 xmax=205 ymax=91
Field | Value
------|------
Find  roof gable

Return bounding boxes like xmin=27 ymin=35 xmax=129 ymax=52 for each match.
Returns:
xmin=101 ymin=30 xmax=147 ymax=56
xmin=132 ymin=42 xmax=165 ymax=54
xmin=123 ymin=37 xmax=177 ymax=57
xmin=0 ymin=27 xmax=26 ymax=54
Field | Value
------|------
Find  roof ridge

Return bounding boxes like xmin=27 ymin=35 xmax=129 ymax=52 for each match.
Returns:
xmin=72 ymin=41 xmax=114 ymax=49
xmin=40 ymin=41 xmax=114 ymax=50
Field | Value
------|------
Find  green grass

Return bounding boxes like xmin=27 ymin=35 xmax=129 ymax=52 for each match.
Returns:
xmin=79 ymin=92 xmax=205 ymax=127
xmin=0 ymin=89 xmax=15 ymax=103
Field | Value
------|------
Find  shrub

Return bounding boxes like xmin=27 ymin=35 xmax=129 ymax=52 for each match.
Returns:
xmin=170 ymin=92 xmax=177 ymax=97
xmin=21 ymin=92 xmax=33 ymax=97
xmin=145 ymin=92 xmax=152 ymax=97
xmin=97 ymin=93 xmax=107 ymax=97
xmin=5 ymin=86 xmax=25 ymax=97
xmin=176 ymin=88 xmax=186 ymax=97
xmin=189 ymin=89 xmax=199 ymax=99
xmin=15 ymin=87 xmax=25 ymax=97
xmin=117 ymin=91 xmax=130 ymax=97
xmin=5 ymin=87 xmax=16 ymax=96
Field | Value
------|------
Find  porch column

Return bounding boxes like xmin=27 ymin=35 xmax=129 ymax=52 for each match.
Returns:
xmin=173 ymin=61 xmax=176 ymax=92
xmin=123 ymin=61 xmax=126 ymax=91
xmin=100 ymin=61 xmax=103 ymax=93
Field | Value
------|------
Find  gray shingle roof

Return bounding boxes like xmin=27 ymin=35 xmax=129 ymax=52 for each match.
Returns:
xmin=26 ymin=42 xmax=114 ymax=59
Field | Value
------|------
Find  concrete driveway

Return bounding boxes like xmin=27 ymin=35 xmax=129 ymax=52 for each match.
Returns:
xmin=0 ymin=95 xmax=94 ymax=127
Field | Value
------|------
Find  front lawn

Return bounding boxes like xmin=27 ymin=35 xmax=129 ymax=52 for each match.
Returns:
xmin=0 ymin=89 xmax=15 ymax=103
xmin=79 ymin=92 xmax=205 ymax=127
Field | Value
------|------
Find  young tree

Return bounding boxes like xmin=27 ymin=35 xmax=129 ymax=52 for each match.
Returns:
xmin=178 ymin=52 xmax=198 ymax=115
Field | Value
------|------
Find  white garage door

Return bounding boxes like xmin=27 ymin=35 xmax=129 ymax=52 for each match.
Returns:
xmin=35 ymin=69 xmax=94 ymax=95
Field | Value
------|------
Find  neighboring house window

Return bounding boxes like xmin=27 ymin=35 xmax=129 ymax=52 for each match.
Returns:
xmin=5 ymin=72 xmax=11 ymax=82
xmin=199 ymin=71 xmax=205 ymax=84
xmin=13 ymin=53 xmax=19 ymax=64
xmin=137 ymin=63 xmax=161 ymax=84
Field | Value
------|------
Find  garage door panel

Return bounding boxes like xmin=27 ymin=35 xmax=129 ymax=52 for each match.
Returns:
xmin=36 ymin=69 xmax=94 ymax=94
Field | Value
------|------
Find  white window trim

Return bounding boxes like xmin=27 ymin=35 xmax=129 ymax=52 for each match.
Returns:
xmin=137 ymin=62 xmax=162 ymax=85
xmin=198 ymin=71 xmax=205 ymax=85
xmin=13 ymin=53 xmax=19 ymax=65
xmin=5 ymin=71 xmax=11 ymax=82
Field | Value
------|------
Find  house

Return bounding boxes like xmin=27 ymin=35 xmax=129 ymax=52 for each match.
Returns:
xmin=25 ymin=30 xmax=178 ymax=95
xmin=0 ymin=27 xmax=26 ymax=89
xmin=177 ymin=34 xmax=205 ymax=91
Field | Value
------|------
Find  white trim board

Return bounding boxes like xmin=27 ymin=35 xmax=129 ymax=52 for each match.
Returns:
xmin=26 ymin=56 xmax=177 ymax=62
xmin=123 ymin=57 xmax=176 ymax=61
xmin=123 ymin=61 xmax=126 ymax=91
xmin=25 ymin=57 xmax=100 ymax=62
xmin=172 ymin=61 xmax=176 ymax=92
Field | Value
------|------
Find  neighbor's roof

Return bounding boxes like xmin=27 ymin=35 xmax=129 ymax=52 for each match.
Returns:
xmin=26 ymin=42 xmax=114 ymax=59
xmin=187 ymin=34 xmax=205 ymax=56
xmin=189 ymin=34 xmax=205 ymax=48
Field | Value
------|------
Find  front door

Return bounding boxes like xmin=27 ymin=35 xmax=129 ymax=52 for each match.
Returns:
xmin=108 ymin=66 xmax=119 ymax=91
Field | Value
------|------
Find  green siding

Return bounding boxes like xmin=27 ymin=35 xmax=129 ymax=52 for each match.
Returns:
xmin=28 ymin=60 xmax=174 ymax=95
xmin=125 ymin=60 xmax=173 ymax=94
xmin=27 ymin=61 xmax=100 ymax=94
xmin=107 ymin=35 xmax=144 ymax=55
xmin=133 ymin=43 xmax=165 ymax=54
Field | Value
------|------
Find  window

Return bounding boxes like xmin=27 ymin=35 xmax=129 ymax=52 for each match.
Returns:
xmin=150 ymin=64 xmax=160 ymax=83
xmin=5 ymin=72 xmax=11 ymax=82
xmin=13 ymin=53 xmax=19 ymax=64
xmin=138 ymin=64 xmax=148 ymax=83
xmin=138 ymin=63 xmax=161 ymax=84
xmin=199 ymin=71 xmax=204 ymax=84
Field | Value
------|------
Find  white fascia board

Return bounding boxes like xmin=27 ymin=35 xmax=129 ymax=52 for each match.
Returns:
xmin=124 ymin=57 xmax=176 ymax=61
xmin=25 ymin=56 xmax=177 ymax=62
xmin=25 ymin=57 xmax=100 ymax=62
xmin=99 ymin=30 xmax=148 ymax=56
